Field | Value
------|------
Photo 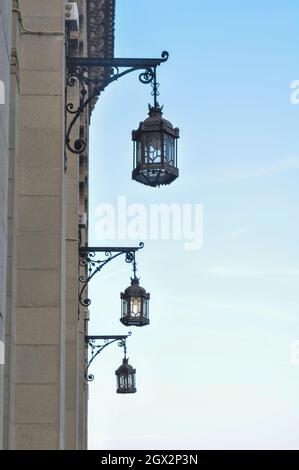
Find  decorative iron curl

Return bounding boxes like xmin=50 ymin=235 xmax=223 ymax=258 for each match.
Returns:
xmin=161 ymin=50 xmax=169 ymax=61
xmin=65 ymin=105 xmax=88 ymax=155
xmin=139 ymin=67 xmax=155 ymax=84
xmin=79 ymin=250 xmax=96 ymax=269
xmin=79 ymin=295 xmax=91 ymax=308
xmin=67 ymin=66 xmax=89 ymax=86
xmin=65 ymin=102 xmax=77 ymax=114
xmin=110 ymin=66 xmax=120 ymax=78
xmin=67 ymin=138 xmax=86 ymax=155
xmin=66 ymin=75 xmax=77 ymax=87
xmin=125 ymin=252 xmax=134 ymax=263
xmin=65 ymin=67 xmax=91 ymax=154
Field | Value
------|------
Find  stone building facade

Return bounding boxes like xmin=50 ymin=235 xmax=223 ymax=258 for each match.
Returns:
xmin=0 ymin=0 xmax=115 ymax=449
xmin=0 ymin=0 xmax=12 ymax=450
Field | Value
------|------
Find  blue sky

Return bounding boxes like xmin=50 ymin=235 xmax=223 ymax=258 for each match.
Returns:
xmin=87 ymin=0 xmax=299 ymax=449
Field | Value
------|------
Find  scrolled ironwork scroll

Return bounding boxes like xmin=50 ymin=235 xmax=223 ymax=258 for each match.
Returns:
xmin=85 ymin=333 xmax=132 ymax=382
xmin=65 ymin=51 xmax=169 ymax=158
xmin=78 ymin=243 xmax=144 ymax=308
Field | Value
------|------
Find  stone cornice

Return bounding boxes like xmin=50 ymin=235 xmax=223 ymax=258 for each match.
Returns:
xmin=87 ymin=0 xmax=115 ymax=114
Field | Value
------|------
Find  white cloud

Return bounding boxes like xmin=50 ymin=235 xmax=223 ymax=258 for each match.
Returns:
xmin=214 ymin=156 xmax=299 ymax=183
xmin=224 ymin=228 xmax=251 ymax=239
xmin=200 ymin=266 xmax=299 ymax=278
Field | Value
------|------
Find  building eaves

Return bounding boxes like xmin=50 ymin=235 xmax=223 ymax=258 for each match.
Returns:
xmin=87 ymin=0 xmax=115 ymax=115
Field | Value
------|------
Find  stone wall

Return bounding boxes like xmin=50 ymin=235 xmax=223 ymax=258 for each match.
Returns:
xmin=0 ymin=0 xmax=115 ymax=449
xmin=4 ymin=0 xmax=66 ymax=449
xmin=0 ymin=0 xmax=12 ymax=450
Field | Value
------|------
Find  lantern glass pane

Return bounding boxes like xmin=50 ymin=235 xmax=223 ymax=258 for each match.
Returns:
xmin=136 ymin=140 xmax=142 ymax=164
xmin=130 ymin=296 xmax=142 ymax=317
xmin=144 ymin=132 xmax=162 ymax=163
xmin=144 ymin=298 xmax=149 ymax=319
xmin=122 ymin=299 xmax=127 ymax=317
xmin=164 ymin=134 xmax=175 ymax=165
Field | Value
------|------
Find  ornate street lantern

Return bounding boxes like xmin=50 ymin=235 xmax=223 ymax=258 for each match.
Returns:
xmin=115 ymin=357 xmax=137 ymax=394
xmin=120 ymin=277 xmax=150 ymax=327
xmin=132 ymin=104 xmax=179 ymax=187
xmin=120 ymin=256 xmax=150 ymax=326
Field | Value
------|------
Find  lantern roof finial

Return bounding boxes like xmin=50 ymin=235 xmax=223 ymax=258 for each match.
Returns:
xmin=148 ymin=102 xmax=164 ymax=115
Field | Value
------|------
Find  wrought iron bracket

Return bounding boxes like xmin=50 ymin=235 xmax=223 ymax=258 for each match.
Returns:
xmin=85 ymin=333 xmax=131 ymax=382
xmin=79 ymin=242 xmax=144 ymax=308
xmin=65 ymin=50 xmax=169 ymax=155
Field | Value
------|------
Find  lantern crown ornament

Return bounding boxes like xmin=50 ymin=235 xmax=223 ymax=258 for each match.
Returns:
xmin=132 ymin=69 xmax=180 ymax=187
xmin=120 ymin=257 xmax=150 ymax=327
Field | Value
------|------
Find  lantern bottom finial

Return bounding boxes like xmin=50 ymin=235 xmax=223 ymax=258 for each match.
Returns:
xmin=132 ymin=166 xmax=179 ymax=187
xmin=120 ymin=316 xmax=150 ymax=327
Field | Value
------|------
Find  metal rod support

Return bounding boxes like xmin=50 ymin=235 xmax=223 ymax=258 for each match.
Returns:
xmin=80 ymin=246 xmax=142 ymax=253
xmin=86 ymin=335 xmax=129 ymax=341
xmin=67 ymin=55 xmax=168 ymax=68
xmin=65 ymin=51 xmax=169 ymax=156
xmin=78 ymin=243 xmax=144 ymax=307
xmin=85 ymin=333 xmax=131 ymax=382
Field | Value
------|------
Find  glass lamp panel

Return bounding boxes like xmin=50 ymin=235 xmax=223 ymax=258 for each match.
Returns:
xmin=144 ymin=298 xmax=149 ymax=319
xmin=144 ymin=132 xmax=162 ymax=163
xmin=122 ymin=299 xmax=128 ymax=317
xmin=128 ymin=375 xmax=133 ymax=387
xmin=124 ymin=376 xmax=129 ymax=389
xmin=130 ymin=296 xmax=142 ymax=317
xmin=118 ymin=376 xmax=124 ymax=389
xmin=136 ymin=139 xmax=142 ymax=164
xmin=164 ymin=134 xmax=175 ymax=165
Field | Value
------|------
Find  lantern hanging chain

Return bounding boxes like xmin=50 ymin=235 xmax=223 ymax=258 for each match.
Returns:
xmin=132 ymin=253 xmax=138 ymax=281
xmin=151 ymin=67 xmax=160 ymax=108
xmin=123 ymin=339 xmax=127 ymax=360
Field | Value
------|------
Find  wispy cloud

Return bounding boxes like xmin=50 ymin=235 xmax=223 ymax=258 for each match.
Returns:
xmin=214 ymin=156 xmax=299 ymax=183
xmin=199 ymin=266 xmax=299 ymax=278
xmin=224 ymin=228 xmax=251 ymax=239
